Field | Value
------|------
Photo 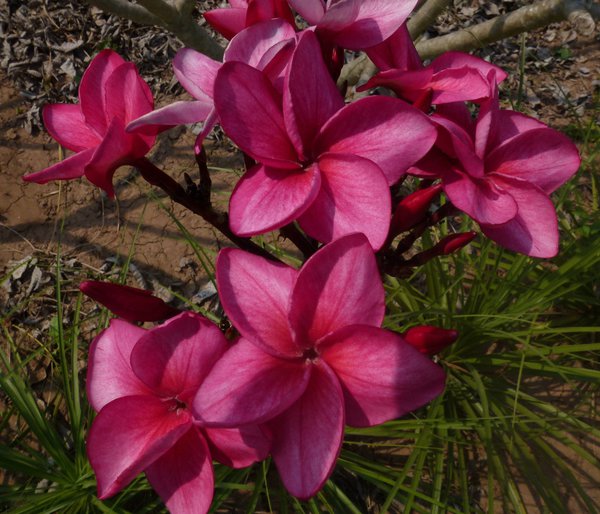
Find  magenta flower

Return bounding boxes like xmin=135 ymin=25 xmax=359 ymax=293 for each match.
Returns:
xmin=86 ymin=312 xmax=271 ymax=513
xmin=23 ymin=50 xmax=156 ymax=197
xmin=361 ymin=24 xmax=507 ymax=105
xmin=204 ymin=0 xmax=295 ymax=40
xmin=194 ymin=234 xmax=446 ymax=499
xmin=409 ymin=82 xmax=581 ymax=257
xmin=288 ymin=0 xmax=418 ymax=49
xmin=214 ymin=30 xmax=436 ymax=249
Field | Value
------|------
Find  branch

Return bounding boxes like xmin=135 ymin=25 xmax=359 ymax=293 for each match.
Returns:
xmin=408 ymin=0 xmax=453 ymax=39
xmin=85 ymin=0 xmax=161 ymax=25
xmin=416 ymin=0 xmax=597 ymax=60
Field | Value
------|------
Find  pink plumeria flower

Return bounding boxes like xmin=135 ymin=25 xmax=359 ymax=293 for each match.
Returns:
xmin=409 ymin=79 xmax=581 ymax=257
xmin=194 ymin=234 xmax=446 ymax=499
xmin=204 ymin=0 xmax=295 ymax=40
xmin=214 ymin=30 xmax=436 ymax=249
xmin=23 ymin=50 xmax=156 ymax=197
xmin=288 ymin=0 xmax=418 ymax=49
xmin=86 ymin=312 xmax=271 ymax=514
xmin=128 ymin=19 xmax=296 ymax=148
xmin=360 ymin=24 xmax=507 ymax=106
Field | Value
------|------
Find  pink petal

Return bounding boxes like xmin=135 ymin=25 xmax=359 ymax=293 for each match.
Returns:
xmin=288 ymin=0 xmax=325 ymax=25
xmin=359 ymin=68 xmax=432 ymax=96
xmin=173 ymin=48 xmax=219 ymax=102
xmin=87 ymin=395 xmax=192 ymax=499
xmin=481 ymin=176 xmax=559 ymax=258
xmin=145 ymin=428 xmax=214 ymax=514
xmin=430 ymin=52 xmax=507 ymax=83
xmin=225 ymin=18 xmax=296 ymax=68
xmin=204 ymin=425 xmax=271 ymax=468
xmin=320 ymin=325 xmax=446 ymax=427
xmin=204 ymin=7 xmax=247 ymax=39
xmin=79 ymin=49 xmax=126 ymax=135
xmin=317 ymin=96 xmax=436 ymax=184
xmin=297 ymin=153 xmax=391 ymax=250
xmin=214 ymin=62 xmax=298 ymax=168
xmin=130 ymin=312 xmax=228 ymax=404
xmin=103 ymin=62 xmax=154 ymax=125
xmin=216 ymin=247 xmax=300 ymax=357
xmin=270 ymin=360 xmax=344 ymax=500
xmin=486 ymin=110 xmax=546 ymax=150
xmin=321 ymin=0 xmax=418 ymax=49
xmin=86 ymin=319 xmax=150 ymax=412
xmin=229 ymin=163 xmax=320 ymax=236
xmin=365 ymin=23 xmax=421 ymax=71
xmin=283 ymin=31 xmax=344 ymax=159
xmin=428 ymin=67 xmax=492 ymax=104
xmin=288 ymin=233 xmax=385 ymax=345
xmin=486 ymin=128 xmax=581 ymax=194
xmin=443 ymin=169 xmax=518 ymax=225
xmin=194 ymin=338 xmax=311 ymax=426
xmin=407 ymin=148 xmax=453 ymax=179
xmin=127 ymin=100 xmax=213 ymax=133
xmin=435 ymin=102 xmax=475 ymax=136
xmin=42 ymin=104 xmax=101 ymax=151
xmin=22 ymin=148 xmax=93 ymax=184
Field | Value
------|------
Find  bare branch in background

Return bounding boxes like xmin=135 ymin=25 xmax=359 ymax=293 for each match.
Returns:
xmin=408 ymin=0 xmax=453 ymax=39
xmin=84 ymin=0 xmax=161 ymax=25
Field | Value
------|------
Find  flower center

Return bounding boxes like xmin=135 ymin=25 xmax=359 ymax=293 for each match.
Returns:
xmin=302 ymin=347 xmax=319 ymax=362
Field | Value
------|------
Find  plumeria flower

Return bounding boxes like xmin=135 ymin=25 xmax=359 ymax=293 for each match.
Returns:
xmin=128 ymin=19 xmax=296 ymax=148
xmin=409 ymin=78 xmax=581 ymax=257
xmin=86 ymin=312 xmax=271 ymax=514
xmin=288 ymin=0 xmax=418 ymax=49
xmin=194 ymin=234 xmax=446 ymax=499
xmin=204 ymin=0 xmax=295 ymax=40
xmin=360 ymin=24 xmax=507 ymax=106
xmin=214 ymin=30 xmax=436 ymax=249
xmin=23 ymin=50 xmax=156 ymax=197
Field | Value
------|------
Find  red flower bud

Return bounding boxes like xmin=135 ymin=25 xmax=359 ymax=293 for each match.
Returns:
xmin=403 ymin=325 xmax=458 ymax=355
xmin=390 ymin=183 xmax=443 ymax=237
xmin=437 ymin=231 xmax=477 ymax=255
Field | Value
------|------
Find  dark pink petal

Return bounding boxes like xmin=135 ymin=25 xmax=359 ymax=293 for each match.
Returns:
xmin=225 ymin=18 xmax=296 ymax=68
xmin=297 ymin=153 xmax=391 ymax=250
xmin=42 ymin=104 xmax=101 ymax=151
xmin=288 ymin=0 xmax=325 ymax=25
xmin=358 ymin=68 xmax=432 ymax=96
xmin=86 ymin=319 xmax=150 ymax=412
xmin=486 ymin=128 xmax=581 ymax=194
xmin=145 ymin=428 xmax=214 ymax=514
xmin=321 ymin=0 xmax=418 ymax=49
xmin=289 ymin=233 xmax=385 ymax=345
xmin=320 ymin=325 xmax=446 ymax=427
xmin=246 ymin=0 xmax=296 ymax=26
xmin=79 ymin=280 xmax=180 ymax=322
xmin=283 ymin=31 xmax=344 ymax=158
xmin=194 ymin=338 xmax=311 ymax=426
xmin=229 ymin=163 xmax=321 ymax=237
xmin=204 ymin=7 xmax=247 ymax=39
xmin=130 ymin=312 xmax=228 ymax=404
xmin=270 ymin=360 xmax=344 ymax=500
xmin=435 ymin=102 xmax=474 ymax=136
xmin=430 ymin=52 xmax=507 ymax=83
xmin=127 ymin=100 xmax=213 ymax=133
xmin=481 ymin=176 xmax=559 ymax=258
xmin=22 ymin=148 xmax=93 ymax=184
xmin=486 ymin=110 xmax=546 ymax=149
xmin=103 ymin=62 xmax=154 ymax=125
xmin=428 ymin=67 xmax=491 ymax=104
xmin=173 ymin=48 xmax=219 ymax=102
xmin=79 ymin=49 xmax=126 ymax=135
xmin=216 ymin=248 xmax=299 ymax=357
xmin=204 ymin=425 xmax=271 ymax=468
xmin=443 ymin=169 xmax=518 ymax=225
xmin=407 ymin=149 xmax=454 ymax=179
xmin=317 ymin=96 xmax=436 ymax=184
xmin=87 ymin=395 xmax=192 ymax=499
xmin=214 ymin=62 xmax=298 ymax=168
xmin=365 ymin=23 xmax=421 ymax=71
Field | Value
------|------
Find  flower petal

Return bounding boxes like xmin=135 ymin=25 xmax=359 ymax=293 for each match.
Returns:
xmin=229 ymin=163 xmax=321 ymax=236
xmin=214 ymin=62 xmax=298 ymax=168
xmin=127 ymin=100 xmax=214 ymax=133
xmin=87 ymin=395 xmax=192 ymax=499
xmin=365 ymin=23 xmax=421 ymax=71
xmin=270 ymin=360 xmax=344 ymax=500
xmin=130 ymin=312 xmax=228 ymax=404
xmin=204 ymin=425 xmax=271 ymax=468
xmin=145 ymin=428 xmax=214 ymax=514
xmin=216 ymin=248 xmax=299 ymax=356
xmin=194 ymin=338 xmax=311 ymax=426
xmin=173 ymin=48 xmax=219 ymax=102
xmin=42 ymin=104 xmax=101 ymax=151
xmin=320 ymin=325 xmax=446 ymax=427
xmin=317 ymin=96 xmax=436 ymax=184
xmin=204 ymin=7 xmax=247 ymax=39
xmin=430 ymin=52 xmax=507 ymax=83
xmin=103 ymin=62 xmax=154 ymax=126
xmin=22 ymin=148 xmax=93 ymax=184
xmin=297 ymin=153 xmax=391 ymax=250
xmin=288 ymin=0 xmax=325 ymax=25
xmin=288 ymin=233 xmax=385 ymax=345
xmin=86 ymin=319 xmax=150 ymax=412
xmin=486 ymin=110 xmax=546 ymax=150
xmin=428 ymin=67 xmax=492 ymax=104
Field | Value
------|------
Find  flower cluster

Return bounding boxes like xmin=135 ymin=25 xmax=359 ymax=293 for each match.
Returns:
xmin=23 ymin=1 xmax=581 ymax=512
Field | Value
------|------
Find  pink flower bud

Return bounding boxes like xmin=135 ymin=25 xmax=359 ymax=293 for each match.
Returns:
xmin=390 ymin=183 xmax=442 ymax=237
xmin=403 ymin=325 xmax=458 ymax=355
